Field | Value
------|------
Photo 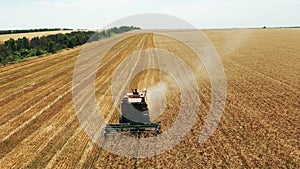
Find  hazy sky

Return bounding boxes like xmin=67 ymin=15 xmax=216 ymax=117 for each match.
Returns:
xmin=1 ymin=0 xmax=299 ymax=29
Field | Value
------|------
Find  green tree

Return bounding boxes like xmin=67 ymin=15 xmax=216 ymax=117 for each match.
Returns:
xmin=30 ymin=37 xmax=41 ymax=49
xmin=4 ymin=38 xmax=16 ymax=52
xmin=16 ymin=37 xmax=30 ymax=50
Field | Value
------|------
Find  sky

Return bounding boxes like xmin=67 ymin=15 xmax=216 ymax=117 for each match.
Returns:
xmin=0 ymin=0 xmax=299 ymax=30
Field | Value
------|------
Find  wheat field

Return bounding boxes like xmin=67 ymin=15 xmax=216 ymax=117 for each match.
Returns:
xmin=0 ymin=28 xmax=299 ymax=168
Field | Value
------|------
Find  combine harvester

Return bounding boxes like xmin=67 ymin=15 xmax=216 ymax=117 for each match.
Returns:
xmin=104 ymin=89 xmax=162 ymax=138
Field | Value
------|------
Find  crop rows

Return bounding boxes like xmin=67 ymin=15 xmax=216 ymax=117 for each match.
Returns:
xmin=0 ymin=29 xmax=299 ymax=168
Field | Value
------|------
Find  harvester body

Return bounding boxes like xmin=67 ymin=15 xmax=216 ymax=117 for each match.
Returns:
xmin=104 ymin=89 xmax=161 ymax=138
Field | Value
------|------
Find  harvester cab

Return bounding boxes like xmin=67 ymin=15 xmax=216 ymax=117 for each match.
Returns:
xmin=104 ymin=89 xmax=161 ymax=138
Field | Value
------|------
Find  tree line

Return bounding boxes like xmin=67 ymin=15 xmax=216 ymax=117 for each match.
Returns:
xmin=0 ymin=26 xmax=140 ymax=65
xmin=0 ymin=28 xmax=72 ymax=35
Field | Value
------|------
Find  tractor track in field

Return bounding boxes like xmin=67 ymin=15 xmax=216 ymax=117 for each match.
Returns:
xmin=0 ymin=33 xmax=134 ymax=158
xmin=0 ymin=33 xmax=139 ymax=129
xmin=87 ymin=34 xmax=151 ymax=168
xmin=0 ymin=34 xmax=132 ymax=100
xmin=25 ymin=33 xmax=149 ymax=168
xmin=0 ymin=33 xmax=143 ymax=161
xmin=49 ymin=34 xmax=153 ymax=168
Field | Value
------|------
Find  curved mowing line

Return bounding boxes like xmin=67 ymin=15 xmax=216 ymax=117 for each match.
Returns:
xmin=45 ymin=34 xmax=150 ymax=168
xmin=0 ymin=33 xmax=148 ymax=168
xmin=1 ymin=33 xmax=155 ymax=168
xmin=0 ymin=68 xmax=74 ymax=123
xmin=0 ymin=34 xmax=140 ymax=139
